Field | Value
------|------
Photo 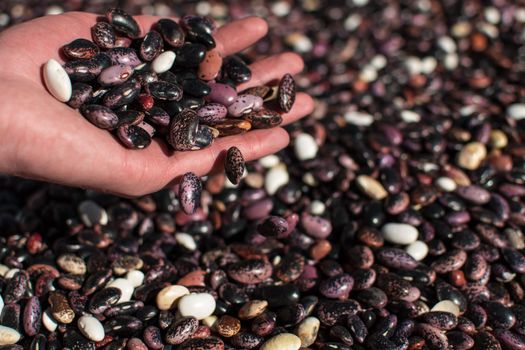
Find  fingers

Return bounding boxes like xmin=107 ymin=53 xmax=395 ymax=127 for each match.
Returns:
xmin=117 ymin=127 xmax=289 ymax=195
xmin=235 ymin=52 xmax=314 ymax=125
xmin=237 ymin=52 xmax=304 ymax=91
xmin=171 ymin=128 xmax=289 ymax=176
xmin=132 ymin=15 xmax=268 ymax=57
xmin=31 ymin=12 xmax=266 ymax=58
xmin=281 ymin=92 xmax=315 ymax=126
xmin=213 ymin=17 xmax=268 ymax=56
xmin=67 ymin=14 xmax=268 ymax=58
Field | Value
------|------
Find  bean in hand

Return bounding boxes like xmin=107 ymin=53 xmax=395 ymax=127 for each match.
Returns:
xmin=42 ymin=8 xmax=296 ymax=154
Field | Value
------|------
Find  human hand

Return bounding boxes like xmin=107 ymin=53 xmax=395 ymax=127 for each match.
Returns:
xmin=0 ymin=12 xmax=314 ymax=196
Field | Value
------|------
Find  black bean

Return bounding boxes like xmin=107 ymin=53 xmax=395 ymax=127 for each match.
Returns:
xmin=165 ymin=317 xmax=198 ymax=345
xmin=140 ymin=30 xmax=163 ymax=61
xmin=106 ymin=8 xmax=140 ymax=39
xmin=157 ymin=19 xmax=185 ymax=47
xmin=62 ymin=38 xmax=99 ymax=60
xmin=91 ymin=22 xmax=116 ymax=49
xmin=88 ymin=287 xmax=121 ymax=314
xmin=223 ymin=56 xmax=252 ymax=84
xmin=224 ymin=146 xmax=245 ymax=185
xmin=148 ymin=81 xmax=183 ymax=101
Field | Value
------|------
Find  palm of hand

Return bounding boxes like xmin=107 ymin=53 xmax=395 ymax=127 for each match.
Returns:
xmin=0 ymin=12 xmax=313 ymax=196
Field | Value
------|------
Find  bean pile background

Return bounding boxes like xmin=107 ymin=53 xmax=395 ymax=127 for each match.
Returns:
xmin=2 ymin=0 xmax=525 ymax=349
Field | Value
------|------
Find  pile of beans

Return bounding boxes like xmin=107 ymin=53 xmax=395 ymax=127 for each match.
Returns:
xmin=1 ymin=0 xmax=525 ymax=349
xmin=43 ymin=8 xmax=293 ymax=151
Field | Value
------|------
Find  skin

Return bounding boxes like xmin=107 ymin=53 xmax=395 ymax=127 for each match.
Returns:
xmin=0 ymin=12 xmax=314 ymax=196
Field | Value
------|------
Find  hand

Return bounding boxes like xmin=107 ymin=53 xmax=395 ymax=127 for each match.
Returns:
xmin=0 ymin=12 xmax=314 ymax=196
